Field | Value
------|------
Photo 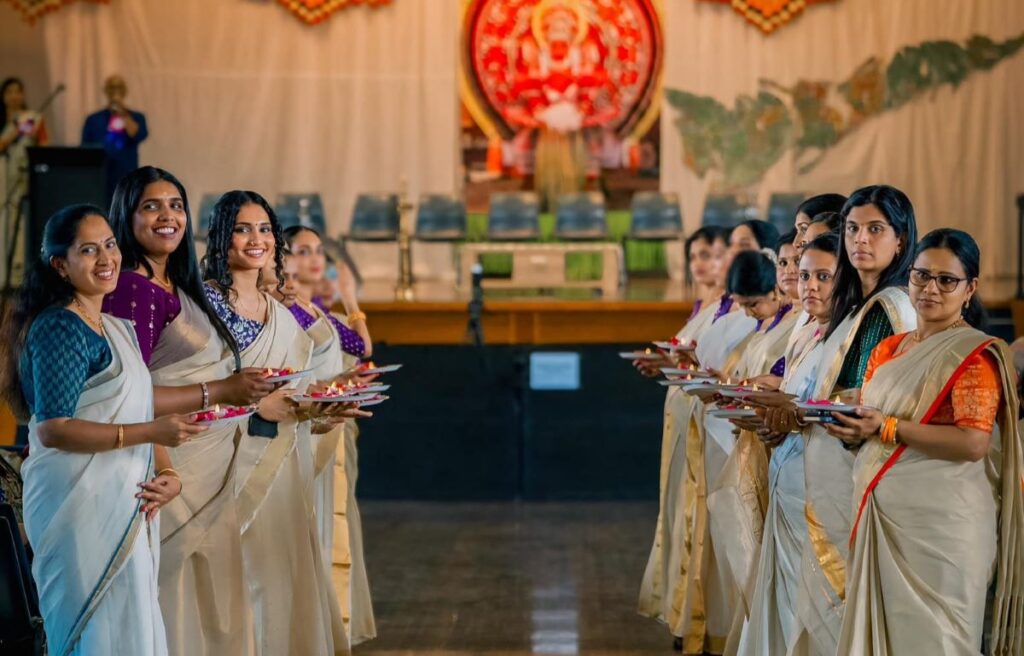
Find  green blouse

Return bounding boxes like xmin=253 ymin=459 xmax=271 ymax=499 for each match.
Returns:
xmin=835 ymin=303 xmax=894 ymax=390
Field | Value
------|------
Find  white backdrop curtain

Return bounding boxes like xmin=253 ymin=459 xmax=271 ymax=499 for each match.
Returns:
xmin=660 ymin=0 xmax=1024 ymax=295
xmin=15 ymin=0 xmax=460 ymax=237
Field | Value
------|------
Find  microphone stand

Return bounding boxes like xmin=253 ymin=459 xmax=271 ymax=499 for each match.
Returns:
xmin=1 ymin=84 xmax=66 ymax=304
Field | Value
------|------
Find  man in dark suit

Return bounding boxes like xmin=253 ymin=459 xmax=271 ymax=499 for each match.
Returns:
xmin=81 ymin=75 xmax=148 ymax=203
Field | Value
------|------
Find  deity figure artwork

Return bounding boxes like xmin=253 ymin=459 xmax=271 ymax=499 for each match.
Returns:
xmin=461 ymin=0 xmax=662 ymax=200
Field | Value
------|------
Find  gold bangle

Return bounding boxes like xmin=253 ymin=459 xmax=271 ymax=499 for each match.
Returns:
xmin=348 ymin=310 xmax=367 ymax=323
xmin=116 ymin=424 xmax=125 ymax=450
xmin=157 ymin=467 xmax=180 ymax=480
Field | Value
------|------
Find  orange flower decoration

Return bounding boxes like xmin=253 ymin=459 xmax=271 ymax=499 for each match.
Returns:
xmin=277 ymin=0 xmax=391 ymax=25
xmin=698 ymin=0 xmax=834 ymax=34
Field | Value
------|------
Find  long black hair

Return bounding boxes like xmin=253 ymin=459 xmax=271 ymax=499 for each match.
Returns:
xmin=109 ymin=166 xmax=239 ymax=357
xmin=684 ymin=225 xmax=728 ymax=284
xmin=0 ymin=77 xmax=25 ymax=128
xmin=202 ymin=190 xmax=284 ymax=302
xmin=282 ymin=225 xmax=319 ymax=252
xmin=0 ymin=204 xmax=105 ymax=419
xmin=803 ymin=232 xmax=840 ymax=258
xmin=808 ymin=211 xmax=842 ymax=234
xmin=914 ymin=228 xmax=988 ymax=331
xmin=825 ymin=185 xmax=917 ymax=339
xmin=727 ymin=250 xmax=777 ymax=297
xmin=796 ymin=193 xmax=847 ymax=222
xmin=736 ymin=219 xmax=780 ymax=252
xmin=778 ymin=229 xmax=798 ymax=251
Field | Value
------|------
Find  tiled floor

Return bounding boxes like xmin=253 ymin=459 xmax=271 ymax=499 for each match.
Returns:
xmin=355 ymin=501 xmax=679 ymax=655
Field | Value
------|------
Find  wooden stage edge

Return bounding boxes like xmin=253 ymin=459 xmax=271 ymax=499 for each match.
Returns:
xmin=360 ymin=296 xmax=1024 ymax=346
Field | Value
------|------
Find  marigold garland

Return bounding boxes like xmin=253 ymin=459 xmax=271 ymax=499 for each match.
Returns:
xmin=277 ymin=0 xmax=391 ymax=25
xmin=698 ymin=0 xmax=834 ymax=34
xmin=3 ymin=0 xmax=107 ymax=24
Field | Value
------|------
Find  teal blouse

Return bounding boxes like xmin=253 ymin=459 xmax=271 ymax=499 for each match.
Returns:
xmin=20 ymin=307 xmax=111 ymax=422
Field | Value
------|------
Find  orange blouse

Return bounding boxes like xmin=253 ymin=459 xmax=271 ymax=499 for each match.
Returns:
xmin=863 ymin=333 xmax=1002 ymax=434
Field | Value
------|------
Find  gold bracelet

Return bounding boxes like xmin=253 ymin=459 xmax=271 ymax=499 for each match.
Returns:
xmin=157 ymin=467 xmax=180 ymax=480
xmin=200 ymin=382 xmax=210 ymax=410
xmin=348 ymin=310 xmax=367 ymax=323
xmin=116 ymin=424 xmax=125 ymax=450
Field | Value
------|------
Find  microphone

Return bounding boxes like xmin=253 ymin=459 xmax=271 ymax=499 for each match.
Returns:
xmin=467 ymin=263 xmax=485 ymax=347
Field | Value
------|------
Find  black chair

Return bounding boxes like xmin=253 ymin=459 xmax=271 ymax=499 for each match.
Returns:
xmin=701 ymin=194 xmax=747 ymax=228
xmin=415 ymin=193 xmax=466 ymax=241
xmin=0 ymin=505 xmax=34 ymax=613
xmin=0 ymin=516 xmax=43 ymax=656
xmin=554 ymin=192 xmax=607 ymax=240
xmin=349 ymin=193 xmax=400 ymax=241
xmin=276 ymin=193 xmax=327 ymax=234
xmin=767 ymin=192 xmax=806 ymax=234
xmin=629 ymin=191 xmax=682 ymax=239
xmin=487 ymin=192 xmax=540 ymax=240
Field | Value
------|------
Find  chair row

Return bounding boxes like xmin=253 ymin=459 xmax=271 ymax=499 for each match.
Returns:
xmin=195 ymin=191 xmax=807 ymax=242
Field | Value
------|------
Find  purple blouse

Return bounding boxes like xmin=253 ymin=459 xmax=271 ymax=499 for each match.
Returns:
xmin=290 ymin=300 xmax=366 ymax=357
xmin=687 ymin=299 xmax=703 ymax=322
xmin=764 ymin=304 xmax=794 ymax=377
xmin=103 ymin=270 xmax=182 ymax=365
xmin=712 ymin=294 xmax=734 ymax=323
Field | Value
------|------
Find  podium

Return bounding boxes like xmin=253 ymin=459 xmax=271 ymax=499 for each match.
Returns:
xmin=27 ymin=146 xmax=106 ymax=263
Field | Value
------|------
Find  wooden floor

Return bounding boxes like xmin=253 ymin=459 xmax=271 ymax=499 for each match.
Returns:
xmin=355 ymin=501 xmax=679 ymax=655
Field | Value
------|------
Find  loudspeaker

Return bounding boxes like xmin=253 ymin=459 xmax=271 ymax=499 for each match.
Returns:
xmin=26 ymin=147 xmax=106 ymax=261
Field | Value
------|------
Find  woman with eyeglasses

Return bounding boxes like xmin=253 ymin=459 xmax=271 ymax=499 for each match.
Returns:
xmin=761 ymin=185 xmax=917 ymax=655
xmin=737 ymin=234 xmax=840 ymax=654
xmin=824 ymin=229 xmax=1024 ymax=654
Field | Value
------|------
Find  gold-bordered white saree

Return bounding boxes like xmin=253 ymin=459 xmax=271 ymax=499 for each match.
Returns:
xmin=149 ymin=293 xmax=252 ymax=656
xmin=837 ymin=328 xmax=1024 ymax=655
xmin=788 ymin=287 xmax=915 ymax=656
xmin=22 ymin=315 xmax=164 ymax=656
xmin=233 ymin=295 xmax=348 ymax=655
xmin=639 ymin=297 xmax=724 ymax=629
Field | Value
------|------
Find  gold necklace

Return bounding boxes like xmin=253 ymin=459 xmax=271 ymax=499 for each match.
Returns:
xmin=72 ymin=297 xmax=105 ymax=335
xmin=911 ymin=317 xmax=966 ymax=343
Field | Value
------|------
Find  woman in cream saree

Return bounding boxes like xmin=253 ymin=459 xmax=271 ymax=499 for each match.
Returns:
xmin=829 ymin=230 xmax=1024 ymax=655
xmin=667 ymin=222 xmax=775 ymax=654
xmin=104 ymin=166 xmax=280 ymax=656
xmin=3 ymin=205 xmax=207 ymax=655
xmin=737 ymin=234 xmax=839 ymax=655
xmin=703 ymin=250 xmax=800 ymax=650
xmin=638 ymin=227 xmax=729 ymax=634
xmin=759 ymin=185 xmax=918 ymax=656
xmin=204 ymin=190 xmax=350 ymax=655
xmin=282 ymin=226 xmax=379 ymax=644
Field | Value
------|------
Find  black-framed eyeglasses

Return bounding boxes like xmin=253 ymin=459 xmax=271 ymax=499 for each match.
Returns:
xmin=909 ymin=268 xmax=969 ymax=293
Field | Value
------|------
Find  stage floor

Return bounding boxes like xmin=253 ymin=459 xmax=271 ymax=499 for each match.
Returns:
xmin=355 ymin=501 xmax=676 ymax=655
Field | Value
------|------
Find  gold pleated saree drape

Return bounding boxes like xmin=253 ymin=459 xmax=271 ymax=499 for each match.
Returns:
xmin=639 ymin=298 xmax=723 ymax=631
xmin=706 ymin=309 xmax=800 ymax=654
xmin=737 ymin=319 xmax=823 ymax=656
xmin=233 ymin=295 xmax=348 ymax=656
xmin=149 ymin=294 xmax=252 ymax=656
xmin=789 ymin=287 xmax=915 ymax=656
xmin=675 ymin=307 xmax=759 ymax=653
